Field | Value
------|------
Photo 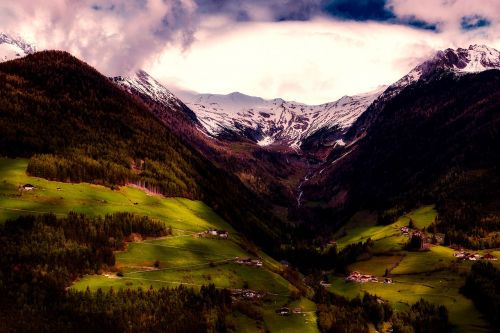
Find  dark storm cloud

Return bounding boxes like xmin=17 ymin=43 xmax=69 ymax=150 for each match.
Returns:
xmin=195 ymin=0 xmax=320 ymax=21
xmin=322 ymin=0 xmax=393 ymax=21
xmin=461 ymin=15 xmax=491 ymax=31
xmin=194 ymin=0 xmax=438 ymax=30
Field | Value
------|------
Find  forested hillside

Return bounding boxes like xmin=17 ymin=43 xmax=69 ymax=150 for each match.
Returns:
xmin=0 ymin=51 xmax=282 ymax=249
xmin=302 ymin=70 xmax=500 ymax=248
xmin=0 ymin=213 xmax=231 ymax=332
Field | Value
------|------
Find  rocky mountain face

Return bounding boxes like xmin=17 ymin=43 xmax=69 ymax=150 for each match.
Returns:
xmin=112 ymin=70 xmax=199 ymax=123
xmin=346 ymin=45 xmax=500 ymax=141
xmin=176 ymin=88 xmax=384 ymax=150
xmin=382 ymin=44 xmax=500 ymax=101
xmin=171 ymin=45 xmax=500 ymax=153
xmin=111 ymin=70 xmax=305 ymax=207
xmin=299 ymin=48 xmax=500 ymax=228
xmin=0 ymin=34 xmax=500 ymax=220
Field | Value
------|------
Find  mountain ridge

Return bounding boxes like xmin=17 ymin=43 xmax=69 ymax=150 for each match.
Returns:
xmin=177 ymin=87 xmax=385 ymax=149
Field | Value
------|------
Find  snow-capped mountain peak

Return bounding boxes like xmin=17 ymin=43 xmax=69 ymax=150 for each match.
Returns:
xmin=386 ymin=45 xmax=500 ymax=98
xmin=420 ymin=44 xmax=500 ymax=77
xmin=0 ymin=33 xmax=36 ymax=62
xmin=177 ymin=87 xmax=385 ymax=149
xmin=112 ymin=70 xmax=198 ymax=122
xmin=113 ymin=70 xmax=184 ymax=109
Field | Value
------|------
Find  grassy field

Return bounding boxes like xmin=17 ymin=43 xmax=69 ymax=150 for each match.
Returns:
xmin=333 ymin=206 xmax=437 ymax=252
xmin=329 ymin=206 xmax=495 ymax=333
xmin=0 ymin=158 xmax=232 ymax=232
xmin=328 ymin=272 xmax=489 ymax=332
xmin=5 ymin=158 xmax=497 ymax=332
xmin=262 ymin=298 xmax=318 ymax=333
xmin=0 ymin=158 xmax=319 ymax=333
xmin=348 ymin=255 xmax=405 ymax=276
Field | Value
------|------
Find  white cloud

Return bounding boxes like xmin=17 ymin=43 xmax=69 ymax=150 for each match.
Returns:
xmin=149 ymin=17 xmax=500 ymax=104
xmin=1 ymin=1 xmax=500 ymax=104
xmin=0 ymin=0 xmax=197 ymax=75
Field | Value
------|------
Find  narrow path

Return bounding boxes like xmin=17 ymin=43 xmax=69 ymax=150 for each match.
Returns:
xmin=0 ymin=206 xmax=67 ymax=216
xmin=125 ymin=258 xmax=234 ymax=275
xmin=387 ymin=254 xmax=406 ymax=274
xmin=116 ymin=276 xmax=290 ymax=297
xmin=134 ymin=242 xmax=235 ymax=258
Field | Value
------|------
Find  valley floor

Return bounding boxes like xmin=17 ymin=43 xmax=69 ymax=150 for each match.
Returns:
xmin=0 ymin=158 xmax=318 ymax=333
xmin=1 ymin=158 xmax=497 ymax=332
xmin=328 ymin=206 xmax=498 ymax=333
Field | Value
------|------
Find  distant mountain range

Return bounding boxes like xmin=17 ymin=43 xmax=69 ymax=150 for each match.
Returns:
xmin=113 ymin=43 xmax=500 ymax=153
xmin=175 ymin=88 xmax=384 ymax=149
xmin=3 ymin=33 xmax=498 ymax=154
xmin=2 ymin=33 xmax=500 ymax=216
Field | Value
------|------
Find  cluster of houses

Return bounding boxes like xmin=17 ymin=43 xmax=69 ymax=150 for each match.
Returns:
xmin=345 ymin=271 xmax=393 ymax=284
xmin=345 ymin=271 xmax=378 ymax=283
xmin=200 ymin=229 xmax=228 ymax=239
xmin=400 ymin=226 xmax=411 ymax=236
xmin=399 ymin=226 xmax=445 ymax=251
xmin=230 ymin=289 xmax=265 ymax=300
xmin=399 ymin=226 xmax=444 ymax=243
xmin=319 ymin=280 xmax=332 ymax=288
xmin=400 ymin=227 xmax=430 ymax=241
xmin=235 ymin=257 xmax=263 ymax=267
xmin=275 ymin=307 xmax=303 ymax=316
xmin=453 ymin=251 xmax=497 ymax=261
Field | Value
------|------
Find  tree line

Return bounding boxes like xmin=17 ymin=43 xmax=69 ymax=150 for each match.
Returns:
xmin=0 ymin=212 xmax=232 ymax=332
xmin=0 ymin=51 xmax=285 ymax=256
xmin=461 ymin=261 xmax=500 ymax=329
xmin=315 ymin=288 xmax=449 ymax=333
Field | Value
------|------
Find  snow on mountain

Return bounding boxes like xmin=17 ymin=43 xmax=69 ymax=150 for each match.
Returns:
xmin=384 ymin=45 xmax=500 ymax=99
xmin=114 ymin=45 xmax=499 ymax=151
xmin=113 ymin=70 xmax=185 ymax=110
xmin=176 ymin=45 xmax=499 ymax=150
xmin=176 ymin=88 xmax=385 ymax=149
xmin=0 ymin=33 xmax=35 ymax=62
xmin=112 ymin=70 xmax=198 ymax=122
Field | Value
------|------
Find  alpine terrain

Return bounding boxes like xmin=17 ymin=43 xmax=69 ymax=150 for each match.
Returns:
xmin=0 ymin=27 xmax=500 ymax=333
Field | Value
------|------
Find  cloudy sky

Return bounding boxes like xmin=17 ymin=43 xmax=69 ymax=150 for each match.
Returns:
xmin=1 ymin=0 xmax=500 ymax=104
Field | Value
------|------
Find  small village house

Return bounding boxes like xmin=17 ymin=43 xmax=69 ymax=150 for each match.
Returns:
xmin=276 ymin=307 xmax=290 ymax=316
xmin=204 ymin=229 xmax=228 ymax=239
xmin=22 ymin=184 xmax=35 ymax=191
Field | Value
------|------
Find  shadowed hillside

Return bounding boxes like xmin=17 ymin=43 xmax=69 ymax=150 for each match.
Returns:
xmin=303 ymin=70 xmax=500 ymax=247
xmin=0 ymin=50 xmax=282 ymax=249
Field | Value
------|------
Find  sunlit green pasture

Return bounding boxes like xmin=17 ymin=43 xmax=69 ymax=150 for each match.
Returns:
xmin=0 ymin=158 xmax=316 ymax=332
xmin=329 ymin=205 xmax=494 ymax=332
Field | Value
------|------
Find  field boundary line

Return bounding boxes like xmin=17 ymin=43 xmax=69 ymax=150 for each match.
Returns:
xmin=0 ymin=206 xmax=67 ymax=216
xmin=126 ymin=258 xmax=234 ymax=274
xmin=118 ymin=276 xmax=291 ymax=297
xmin=134 ymin=242 xmax=235 ymax=258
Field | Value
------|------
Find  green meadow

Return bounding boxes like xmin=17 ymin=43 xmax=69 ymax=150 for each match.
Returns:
xmin=333 ymin=205 xmax=437 ymax=252
xmin=0 ymin=158 xmax=318 ymax=333
xmin=3 ymin=158 xmax=498 ymax=332
xmin=329 ymin=205 xmax=496 ymax=332
xmin=0 ymin=158 xmax=231 ymax=232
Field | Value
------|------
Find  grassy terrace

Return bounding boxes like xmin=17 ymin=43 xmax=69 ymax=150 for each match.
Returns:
xmin=329 ymin=205 xmax=498 ymax=333
xmin=3 ymin=157 xmax=498 ymax=332
xmin=0 ymin=158 xmax=318 ymax=333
